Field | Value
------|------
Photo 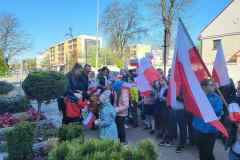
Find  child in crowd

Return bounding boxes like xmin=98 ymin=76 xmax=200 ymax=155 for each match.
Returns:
xmin=227 ymin=110 xmax=240 ymax=160
xmin=227 ymin=82 xmax=240 ymax=160
xmin=95 ymin=90 xmax=118 ymax=140
xmin=129 ymin=78 xmax=139 ymax=128
xmin=143 ymin=91 xmax=155 ymax=133
xmin=113 ymin=80 xmax=130 ymax=144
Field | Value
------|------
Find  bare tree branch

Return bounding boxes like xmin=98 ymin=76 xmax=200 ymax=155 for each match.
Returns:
xmin=101 ymin=0 xmax=147 ymax=59
xmin=0 ymin=13 xmax=32 ymax=64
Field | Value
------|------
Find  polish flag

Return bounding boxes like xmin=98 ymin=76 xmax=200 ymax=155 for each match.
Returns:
xmin=134 ymin=52 xmax=160 ymax=96
xmin=135 ymin=74 xmax=152 ymax=97
xmin=228 ymin=103 xmax=240 ymax=122
xmin=167 ymin=19 xmax=228 ymax=137
xmin=129 ymin=59 xmax=139 ymax=67
xmin=137 ymin=53 xmax=161 ymax=85
xmin=212 ymin=41 xmax=230 ymax=87
xmin=83 ymin=112 xmax=96 ymax=129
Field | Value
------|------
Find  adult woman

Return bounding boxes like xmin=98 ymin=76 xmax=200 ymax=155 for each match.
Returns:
xmin=63 ymin=63 xmax=87 ymax=124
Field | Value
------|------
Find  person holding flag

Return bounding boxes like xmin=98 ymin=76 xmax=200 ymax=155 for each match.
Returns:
xmin=167 ymin=19 xmax=228 ymax=160
xmin=192 ymin=79 xmax=224 ymax=160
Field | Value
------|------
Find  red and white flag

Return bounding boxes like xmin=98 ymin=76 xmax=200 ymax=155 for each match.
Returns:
xmin=83 ymin=112 xmax=96 ymax=129
xmin=167 ymin=19 xmax=228 ymax=137
xmin=129 ymin=59 xmax=139 ymax=67
xmin=212 ymin=41 xmax=230 ymax=87
xmin=228 ymin=103 xmax=240 ymax=122
xmin=135 ymin=52 xmax=161 ymax=96
xmin=135 ymin=74 xmax=152 ymax=97
xmin=137 ymin=53 xmax=161 ymax=85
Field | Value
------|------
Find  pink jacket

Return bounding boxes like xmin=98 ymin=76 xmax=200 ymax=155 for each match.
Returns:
xmin=114 ymin=88 xmax=129 ymax=117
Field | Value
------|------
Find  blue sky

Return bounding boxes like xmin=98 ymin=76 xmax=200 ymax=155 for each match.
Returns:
xmin=0 ymin=0 xmax=231 ymax=59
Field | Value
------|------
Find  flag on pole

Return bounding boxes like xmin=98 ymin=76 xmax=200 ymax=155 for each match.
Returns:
xmin=212 ymin=41 xmax=230 ymax=87
xmin=167 ymin=19 xmax=228 ymax=138
xmin=137 ymin=53 xmax=161 ymax=85
xmin=134 ymin=52 xmax=161 ymax=96
xmin=135 ymin=74 xmax=152 ymax=97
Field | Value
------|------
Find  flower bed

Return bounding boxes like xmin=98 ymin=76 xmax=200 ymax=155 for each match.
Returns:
xmin=0 ymin=108 xmax=46 ymax=129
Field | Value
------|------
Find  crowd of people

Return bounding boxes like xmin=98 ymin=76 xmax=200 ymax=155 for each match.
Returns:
xmin=57 ymin=62 xmax=240 ymax=160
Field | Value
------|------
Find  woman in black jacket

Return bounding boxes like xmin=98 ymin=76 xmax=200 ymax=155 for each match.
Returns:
xmin=61 ymin=63 xmax=85 ymax=124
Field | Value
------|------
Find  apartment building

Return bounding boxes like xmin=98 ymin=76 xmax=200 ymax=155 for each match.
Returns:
xmin=37 ymin=35 xmax=102 ymax=71
xmin=126 ymin=44 xmax=151 ymax=59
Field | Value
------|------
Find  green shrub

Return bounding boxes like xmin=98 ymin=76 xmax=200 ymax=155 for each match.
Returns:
xmin=0 ymin=50 xmax=8 ymax=76
xmin=48 ymin=141 xmax=70 ymax=160
xmin=48 ymin=139 xmax=158 ymax=160
xmin=135 ymin=139 xmax=158 ymax=160
xmin=58 ymin=124 xmax=84 ymax=143
xmin=0 ymin=95 xmax=30 ymax=114
xmin=0 ymin=81 xmax=14 ymax=95
xmin=5 ymin=122 xmax=35 ymax=160
xmin=22 ymin=71 xmax=68 ymax=112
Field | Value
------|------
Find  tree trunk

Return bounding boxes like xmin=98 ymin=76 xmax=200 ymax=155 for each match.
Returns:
xmin=37 ymin=101 xmax=42 ymax=121
xmin=163 ymin=27 xmax=171 ymax=76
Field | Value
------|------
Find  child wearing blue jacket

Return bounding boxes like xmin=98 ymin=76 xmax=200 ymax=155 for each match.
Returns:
xmin=95 ymin=90 xmax=118 ymax=140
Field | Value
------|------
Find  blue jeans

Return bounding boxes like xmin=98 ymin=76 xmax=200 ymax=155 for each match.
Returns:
xmin=229 ymin=149 xmax=240 ymax=160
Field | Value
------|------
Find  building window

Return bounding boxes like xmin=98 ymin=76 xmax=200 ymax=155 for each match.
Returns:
xmin=213 ymin=39 xmax=221 ymax=50
xmin=73 ymin=39 xmax=77 ymax=44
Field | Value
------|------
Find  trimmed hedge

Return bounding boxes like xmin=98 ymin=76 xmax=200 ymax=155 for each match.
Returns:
xmin=58 ymin=124 xmax=84 ymax=143
xmin=22 ymin=71 xmax=68 ymax=102
xmin=48 ymin=139 xmax=158 ymax=160
xmin=0 ymin=95 xmax=30 ymax=114
xmin=0 ymin=81 xmax=14 ymax=95
xmin=5 ymin=122 xmax=35 ymax=160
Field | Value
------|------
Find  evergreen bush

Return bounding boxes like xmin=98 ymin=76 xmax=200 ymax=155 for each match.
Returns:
xmin=22 ymin=71 xmax=68 ymax=112
xmin=48 ymin=139 xmax=158 ymax=160
xmin=0 ymin=50 xmax=8 ymax=76
xmin=0 ymin=81 xmax=14 ymax=95
xmin=58 ymin=124 xmax=84 ymax=143
xmin=5 ymin=122 xmax=35 ymax=160
xmin=0 ymin=95 xmax=30 ymax=114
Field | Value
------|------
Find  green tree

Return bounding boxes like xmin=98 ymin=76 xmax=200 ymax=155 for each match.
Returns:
xmin=40 ymin=55 xmax=51 ymax=70
xmin=0 ymin=49 xmax=8 ymax=76
xmin=22 ymin=71 xmax=68 ymax=117
xmin=22 ymin=58 xmax=36 ymax=72
xmin=87 ymin=47 xmax=123 ymax=68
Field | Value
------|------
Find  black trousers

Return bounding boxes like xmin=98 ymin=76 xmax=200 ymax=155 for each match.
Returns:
xmin=175 ymin=110 xmax=187 ymax=146
xmin=129 ymin=101 xmax=138 ymax=127
xmin=63 ymin=117 xmax=82 ymax=125
xmin=116 ymin=116 xmax=126 ymax=143
xmin=195 ymin=130 xmax=216 ymax=160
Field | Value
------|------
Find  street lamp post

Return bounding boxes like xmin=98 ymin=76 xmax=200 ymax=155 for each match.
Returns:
xmin=96 ymin=0 xmax=100 ymax=68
